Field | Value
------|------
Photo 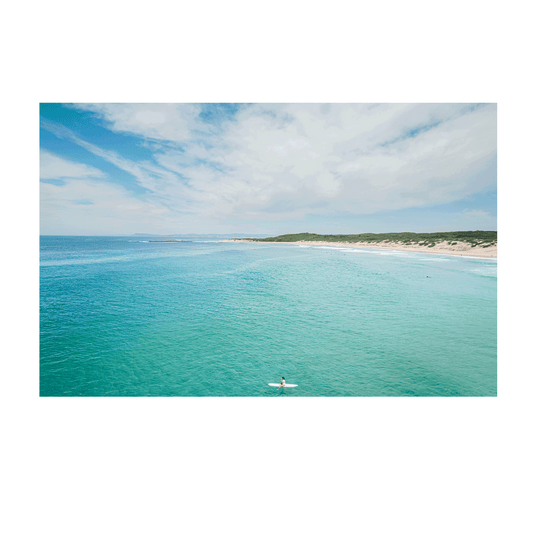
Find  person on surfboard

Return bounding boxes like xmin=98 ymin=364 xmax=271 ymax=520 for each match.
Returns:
xmin=277 ymin=377 xmax=286 ymax=390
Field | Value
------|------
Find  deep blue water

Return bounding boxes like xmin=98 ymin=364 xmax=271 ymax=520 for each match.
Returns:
xmin=40 ymin=237 xmax=497 ymax=396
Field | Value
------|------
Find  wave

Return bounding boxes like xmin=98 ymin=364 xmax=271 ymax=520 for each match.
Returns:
xmin=40 ymin=255 xmax=134 ymax=267
xmin=470 ymin=267 xmax=497 ymax=277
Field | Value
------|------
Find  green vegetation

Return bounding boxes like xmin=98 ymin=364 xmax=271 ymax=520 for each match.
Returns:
xmin=240 ymin=231 xmax=497 ymax=246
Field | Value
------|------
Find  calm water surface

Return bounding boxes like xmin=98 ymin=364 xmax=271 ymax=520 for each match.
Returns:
xmin=40 ymin=237 xmax=497 ymax=396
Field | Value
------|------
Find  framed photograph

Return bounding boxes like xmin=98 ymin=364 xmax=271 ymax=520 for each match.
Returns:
xmin=19 ymin=84 xmax=516 ymax=416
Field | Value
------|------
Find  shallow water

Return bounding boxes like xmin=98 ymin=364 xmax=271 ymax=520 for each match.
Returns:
xmin=40 ymin=237 xmax=497 ymax=396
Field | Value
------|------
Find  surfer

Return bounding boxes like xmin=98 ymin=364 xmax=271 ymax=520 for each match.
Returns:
xmin=277 ymin=377 xmax=286 ymax=390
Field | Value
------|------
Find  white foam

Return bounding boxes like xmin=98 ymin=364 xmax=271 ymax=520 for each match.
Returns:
xmin=316 ymin=246 xmax=354 ymax=252
xmin=40 ymin=255 xmax=133 ymax=267
xmin=470 ymin=267 xmax=497 ymax=277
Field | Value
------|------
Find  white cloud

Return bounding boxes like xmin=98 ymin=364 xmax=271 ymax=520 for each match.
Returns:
xmin=40 ymin=179 xmax=176 ymax=235
xmin=42 ymin=104 xmax=497 ymax=233
xmin=71 ymin=103 xmax=203 ymax=142
xmin=153 ymin=103 xmax=496 ymax=221
xmin=449 ymin=208 xmax=496 ymax=230
xmin=39 ymin=123 xmax=194 ymax=210
xmin=40 ymin=150 xmax=105 ymax=180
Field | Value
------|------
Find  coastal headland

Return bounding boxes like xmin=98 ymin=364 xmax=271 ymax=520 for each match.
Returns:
xmin=213 ymin=231 xmax=497 ymax=258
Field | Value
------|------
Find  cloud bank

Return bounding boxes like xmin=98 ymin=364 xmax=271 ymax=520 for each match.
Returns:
xmin=40 ymin=103 xmax=496 ymax=234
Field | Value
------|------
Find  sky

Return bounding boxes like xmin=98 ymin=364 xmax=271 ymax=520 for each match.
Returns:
xmin=40 ymin=103 xmax=497 ymax=236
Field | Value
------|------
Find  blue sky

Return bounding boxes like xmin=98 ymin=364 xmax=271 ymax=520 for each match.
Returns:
xmin=40 ymin=103 xmax=496 ymax=235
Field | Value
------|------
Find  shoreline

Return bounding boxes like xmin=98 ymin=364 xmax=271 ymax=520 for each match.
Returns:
xmin=210 ymin=239 xmax=497 ymax=258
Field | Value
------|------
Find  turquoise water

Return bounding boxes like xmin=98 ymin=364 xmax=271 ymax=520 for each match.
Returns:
xmin=40 ymin=237 xmax=497 ymax=396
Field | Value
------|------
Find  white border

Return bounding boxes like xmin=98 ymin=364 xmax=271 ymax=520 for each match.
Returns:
xmin=18 ymin=84 xmax=516 ymax=416
xmin=17 ymin=87 xmax=20 ymax=415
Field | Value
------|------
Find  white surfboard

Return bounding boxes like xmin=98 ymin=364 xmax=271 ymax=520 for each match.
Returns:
xmin=269 ymin=383 xmax=298 ymax=387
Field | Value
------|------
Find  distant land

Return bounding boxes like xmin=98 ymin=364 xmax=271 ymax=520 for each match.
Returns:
xmin=240 ymin=231 xmax=496 ymax=246
xmin=231 ymin=231 xmax=497 ymax=258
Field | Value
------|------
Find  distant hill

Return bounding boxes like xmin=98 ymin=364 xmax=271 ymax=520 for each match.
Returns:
xmin=241 ymin=231 xmax=497 ymax=247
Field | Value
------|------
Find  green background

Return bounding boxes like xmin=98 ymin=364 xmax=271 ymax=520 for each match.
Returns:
xmin=0 ymin=1 xmax=532 ymax=532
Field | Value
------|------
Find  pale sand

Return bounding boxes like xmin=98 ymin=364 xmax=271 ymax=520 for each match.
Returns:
xmin=214 ymin=239 xmax=497 ymax=258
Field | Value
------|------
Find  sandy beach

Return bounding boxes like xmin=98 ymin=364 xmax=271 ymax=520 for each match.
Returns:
xmin=215 ymin=239 xmax=497 ymax=258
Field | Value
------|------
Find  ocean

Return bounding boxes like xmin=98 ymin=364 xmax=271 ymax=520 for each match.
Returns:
xmin=40 ymin=236 xmax=497 ymax=396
